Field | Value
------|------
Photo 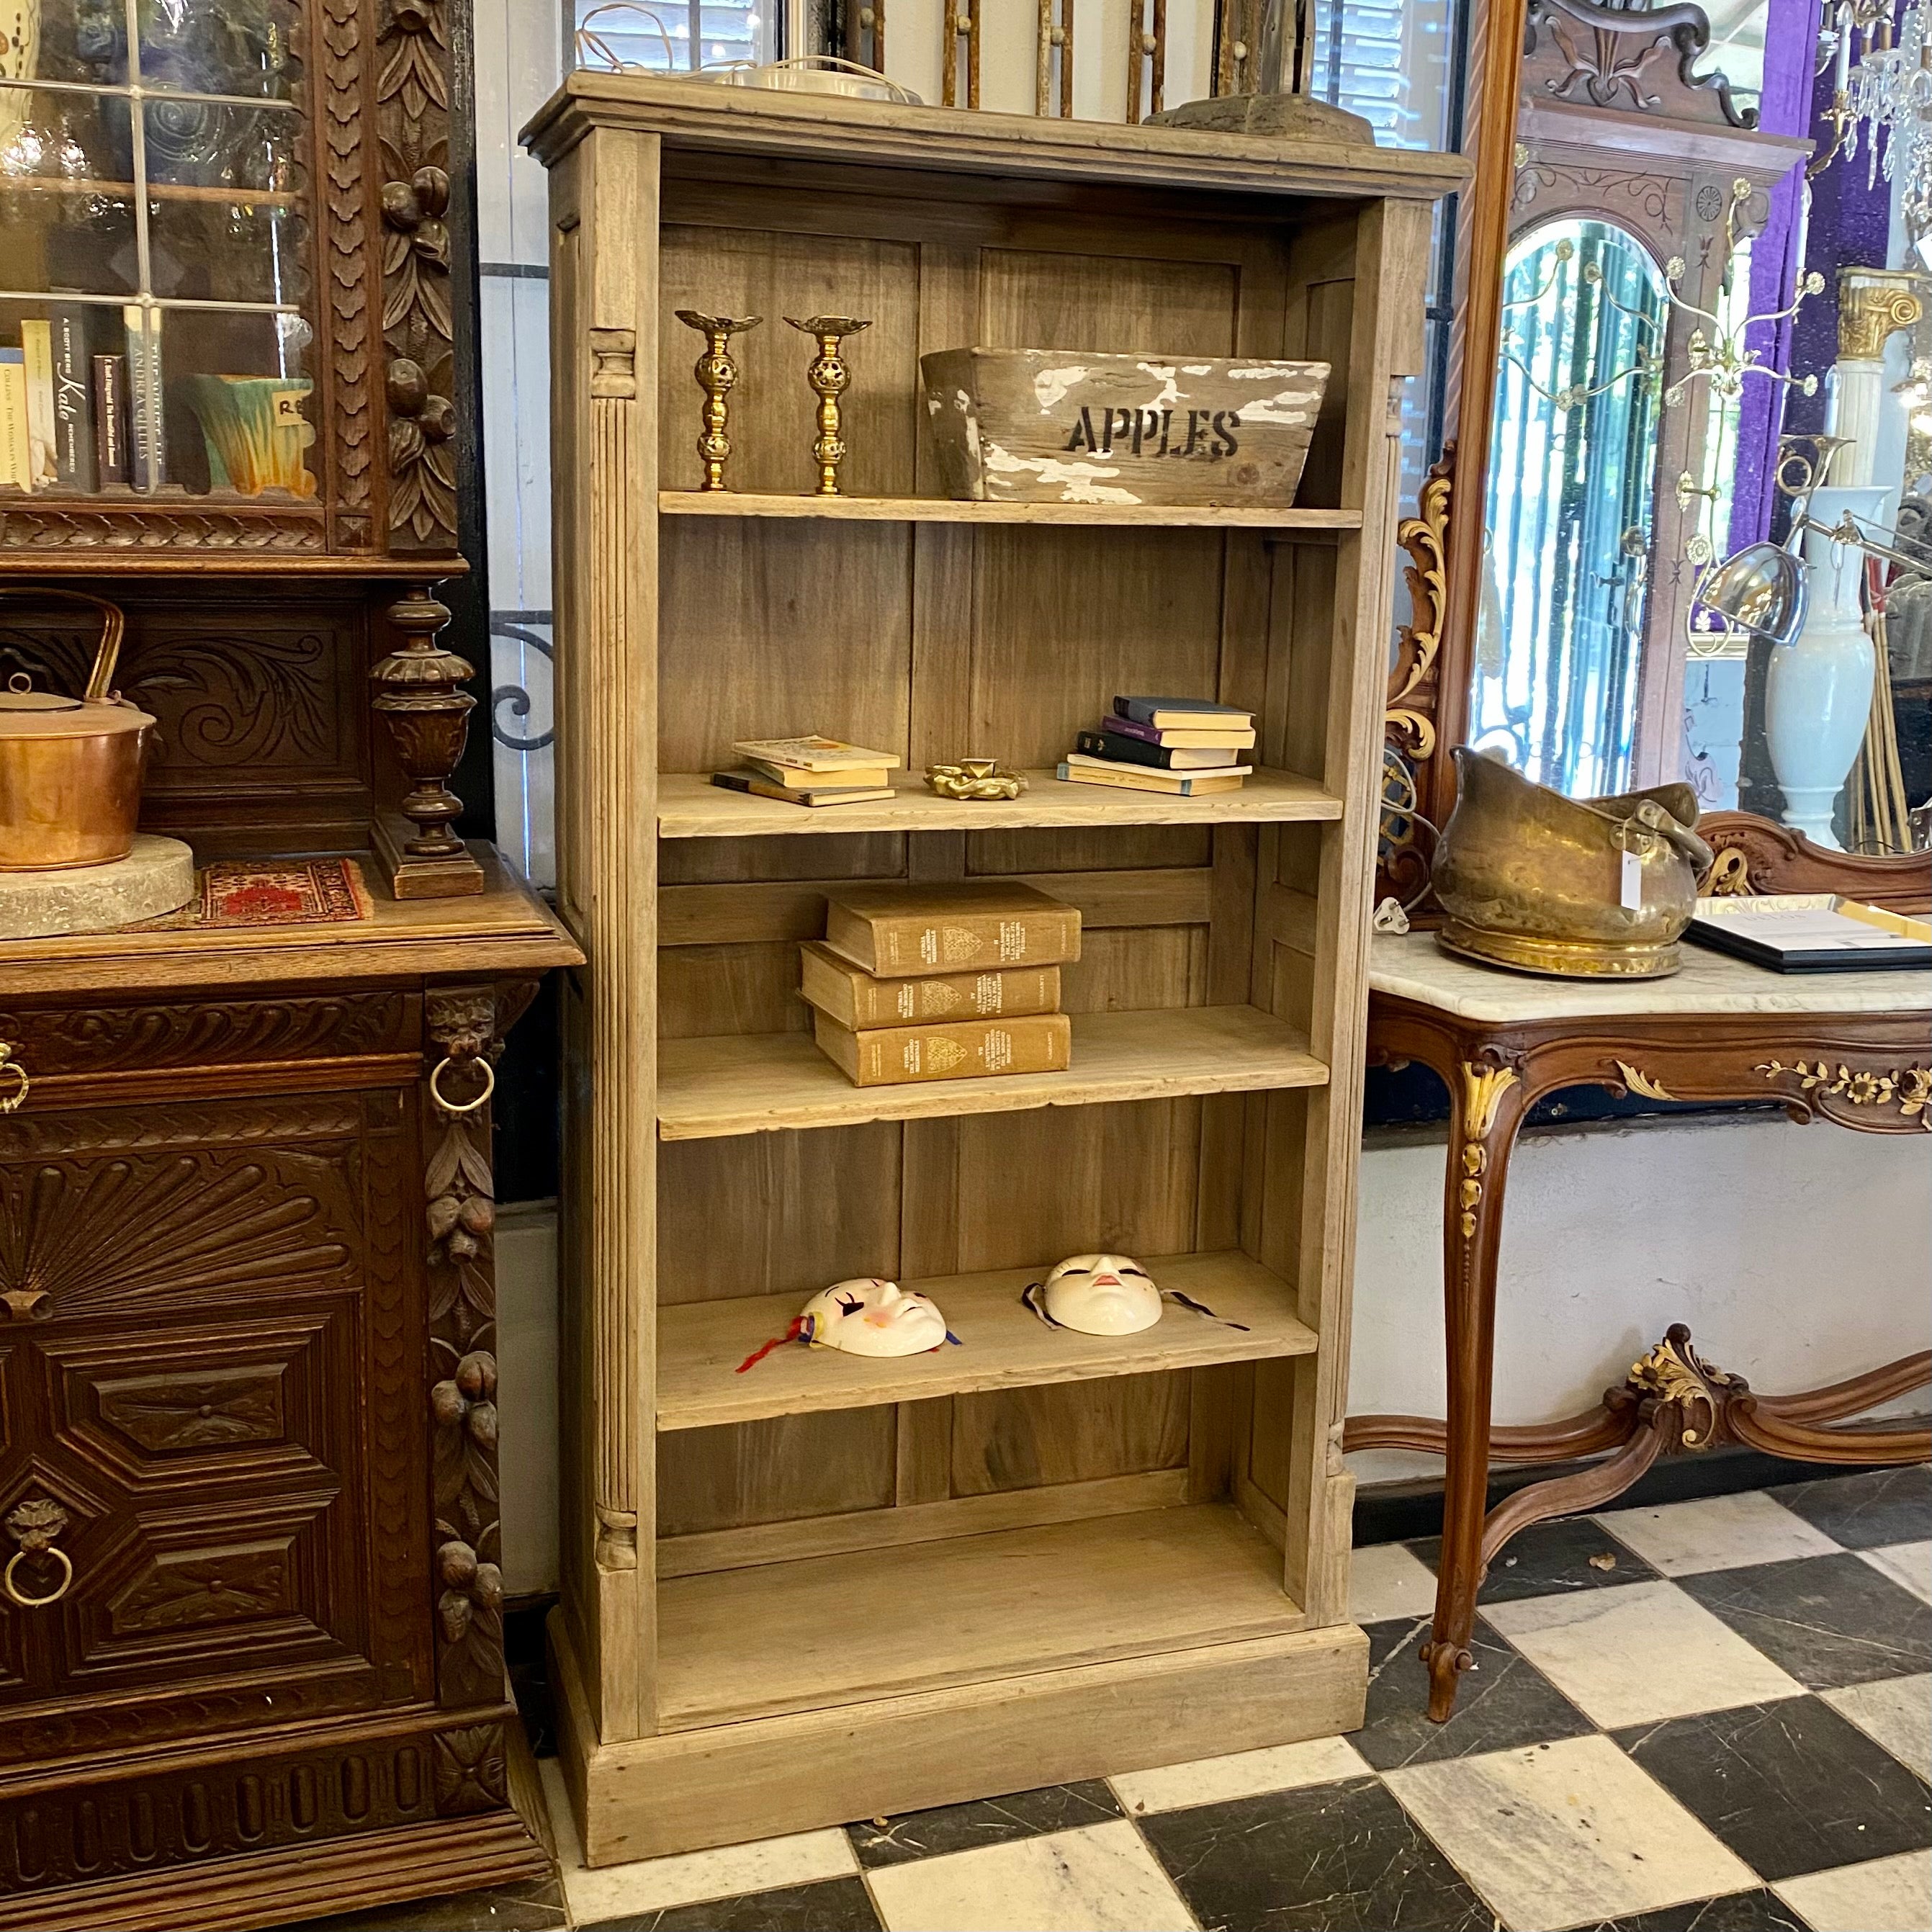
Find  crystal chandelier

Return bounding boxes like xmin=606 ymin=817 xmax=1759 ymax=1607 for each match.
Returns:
xmin=1830 ymin=0 xmax=1932 ymax=251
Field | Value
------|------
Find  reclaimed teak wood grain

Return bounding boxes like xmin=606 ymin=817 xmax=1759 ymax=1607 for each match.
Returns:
xmin=524 ymin=73 xmax=1463 ymax=1863
xmin=0 ymin=871 xmax=582 ymax=1931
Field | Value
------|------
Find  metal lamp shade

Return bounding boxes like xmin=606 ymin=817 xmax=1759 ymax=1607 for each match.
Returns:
xmin=1697 ymin=539 xmax=1809 ymax=647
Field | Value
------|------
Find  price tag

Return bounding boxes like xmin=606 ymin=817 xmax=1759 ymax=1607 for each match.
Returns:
xmin=1620 ymin=843 xmax=1643 ymax=911
xmin=272 ymin=390 xmax=307 ymax=426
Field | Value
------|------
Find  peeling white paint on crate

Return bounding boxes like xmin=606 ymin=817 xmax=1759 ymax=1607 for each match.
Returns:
xmin=919 ymin=347 xmax=1331 ymax=507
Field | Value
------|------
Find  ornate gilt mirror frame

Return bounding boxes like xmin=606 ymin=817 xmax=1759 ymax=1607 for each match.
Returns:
xmin=1380 ymin=0 xmax=1932 ymax=913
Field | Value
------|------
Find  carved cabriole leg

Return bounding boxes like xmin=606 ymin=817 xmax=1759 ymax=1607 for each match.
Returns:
xmin=1421 ymin=1051 xmax=1527 ymax=1722
xmin=371 ymin=581 xmax=487 ymax=900
xmin=424 ymin=982 xmax=535 ymax=1820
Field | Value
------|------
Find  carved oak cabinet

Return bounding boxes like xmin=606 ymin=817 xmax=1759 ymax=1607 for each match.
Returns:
xmin=0 ymin=0 xmax=585 ymax=1923
xmin=0 ymin=878 xmax=578 ymax=1930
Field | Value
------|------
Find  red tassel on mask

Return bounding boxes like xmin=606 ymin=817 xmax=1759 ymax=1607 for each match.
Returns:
xmin=736 ymin=1316 xmax=807 ymax=1373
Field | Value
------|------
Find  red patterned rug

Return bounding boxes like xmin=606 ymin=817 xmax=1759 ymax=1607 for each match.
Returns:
xmin=130 ymin=858 xmax=373 ymax=930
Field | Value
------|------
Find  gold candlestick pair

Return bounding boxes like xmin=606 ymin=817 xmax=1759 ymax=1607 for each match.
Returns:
xmin=673 ymin=311 xmax=871 ymax=496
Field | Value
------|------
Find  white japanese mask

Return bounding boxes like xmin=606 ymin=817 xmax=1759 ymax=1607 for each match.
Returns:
xmin=800 ymin=1278 xmax=951 ymax=1357
xmin=1028 ymin=1253 xmax=1161 ymax=1336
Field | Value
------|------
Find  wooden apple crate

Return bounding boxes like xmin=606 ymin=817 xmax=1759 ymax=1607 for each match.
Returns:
xmin=524 ymin=71 xmax=1463 ymax=1864
xmin=920 ymin=346 xmax=1330 ymax=506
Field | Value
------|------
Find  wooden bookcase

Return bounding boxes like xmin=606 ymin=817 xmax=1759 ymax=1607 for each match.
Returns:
xmin=524 ymin=75 xmax=1463 ymax=1863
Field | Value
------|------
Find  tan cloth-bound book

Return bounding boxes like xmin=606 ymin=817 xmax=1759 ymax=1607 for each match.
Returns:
xmin=812 ymin=1009 xmax=1072 ymax=1087
xmin=799 ymin=941 xmax=1061 ymax=1029
xmin=821 ymin=880 xmax=1081 ymax=979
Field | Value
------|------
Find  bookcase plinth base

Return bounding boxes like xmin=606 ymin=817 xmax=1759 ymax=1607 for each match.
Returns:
xmin=548 ymin=1609 xmax=1369 ymax=1866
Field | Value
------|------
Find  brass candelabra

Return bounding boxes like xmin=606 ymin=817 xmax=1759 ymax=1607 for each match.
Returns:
xmin=675 ymin=310 xmax=761 ymax=491
xmin=784 ymin=314 xmax=870 ymax=495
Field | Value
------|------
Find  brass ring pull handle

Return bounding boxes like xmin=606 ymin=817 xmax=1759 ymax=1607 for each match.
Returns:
xmin=429 ymin=1053 xmax=495 ymax=1116
xmin=3 ymin=1545 xmax=71 ymax=1608
xmin=0 ymin=1043 xmax=25 ymax=1115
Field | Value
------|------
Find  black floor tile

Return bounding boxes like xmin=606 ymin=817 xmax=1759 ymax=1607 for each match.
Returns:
xmin=1349 ymin=1613 xmax=1593 ymax=1770
xmin=1579 ymin=1890 xmax=1809 ymax=1932
xmin=1408 ymin=1516 xmax=1661 ymax=1603
xmin=1771 ymin=1466 xmax=1932 ymax=1550
xmin=845 ymin=1779 xmax=1122 ymax=1869
xmin=1138 ymin=1774 xmax=1493 ymax=1931
xmin=1613 ymin=1697 xmax=1932 ymax=1884
xmin=272 ymin=1875 xmax=569 ymax=1932
xmin=580 ymin=1876 xmax=882 ymax=1931
xmin=1676 ymin=1553 xmax=1932 ymax=1689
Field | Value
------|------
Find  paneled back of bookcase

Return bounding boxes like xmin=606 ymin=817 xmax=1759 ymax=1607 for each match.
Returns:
xmin=646 ymin=165 xmax=1367 ymax=1574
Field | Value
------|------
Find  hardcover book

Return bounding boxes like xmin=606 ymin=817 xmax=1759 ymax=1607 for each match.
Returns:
xmin=1057 ymin=760 xmax=1245 ymax=796
xmin=710 ymin=770 xmax=894 ymax=807
xmin=1105 ymin=713 xmax=1257 ymax=750
xmin=1113 ymin=696 xmax=1254 ymax=729
xmin=732 ymin=735 xmax=903 ymax=773
xmin=1074 ymin=729 xmax=1245 ymax=772
xmin=812 ymin=1008 xmax=1072 ymax=1087
xmin=0 ymin=351 xmax=29 ymax=490
xmin=822 ymin=880 xmax=1081 ymax=978
xmin=19 ymin=320 xmax=56 ymax=490
xmin=50 ymin=307 xmax=96 ymax=491
xmin=122 ymin=306 xmax=163 ymax=490
xmin=743 ymin=756 xmax=892 ymax=791
xmin=799 ymin=940 xmax=1061 ymax=1030
xmin=92 ymin=351 xmax=127 ymax=488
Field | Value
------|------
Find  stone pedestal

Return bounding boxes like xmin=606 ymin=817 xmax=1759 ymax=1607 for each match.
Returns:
xmin=0 ymin=835 xmax=196 ymax=938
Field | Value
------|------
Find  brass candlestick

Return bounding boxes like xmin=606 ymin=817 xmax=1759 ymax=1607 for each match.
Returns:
xmin=784 ymin=314 xmax=870 ymax=495
xmin=675 ymin=310 xmax=761 ymax=491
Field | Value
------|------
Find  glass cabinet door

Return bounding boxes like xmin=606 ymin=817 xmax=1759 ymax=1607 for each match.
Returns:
xmin=0 ymin=0 xmax=313 ymax=501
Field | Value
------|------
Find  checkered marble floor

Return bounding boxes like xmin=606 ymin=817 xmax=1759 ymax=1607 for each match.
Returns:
xmin=288 ymin=1468 xmax=1931 ymax=1932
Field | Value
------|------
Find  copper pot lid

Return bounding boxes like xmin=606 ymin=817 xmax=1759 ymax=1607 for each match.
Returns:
xmin=0 ymin=673 xmax=152 ymax=737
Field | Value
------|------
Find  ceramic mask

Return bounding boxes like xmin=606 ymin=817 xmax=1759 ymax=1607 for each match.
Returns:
xmin=801 ymin=1278 xmax=950 ymax=1357
xmin=1034 ymin=1253 xmax=1162 ymax=1336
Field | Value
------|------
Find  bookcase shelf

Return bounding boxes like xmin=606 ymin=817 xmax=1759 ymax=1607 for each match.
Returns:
xmin=658 ymin=767 xmax=1341 ymax=837
xmin=657 ymin=1250 xmax=1317 ymax=1431
xmin=537 ymin=69 xmax=1459 ymax=1862
xmin=656 ymin=1504 xmax=1306 ymax=1731
xmin=656 ymin=1005 xmax=1326 ymax=1140
xmin=659 ymin=490 xmax=1362 ymax=531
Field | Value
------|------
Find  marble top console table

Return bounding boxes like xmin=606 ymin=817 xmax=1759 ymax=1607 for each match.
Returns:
xmin=1347 ymin=932 xmax=1932 ymax=1722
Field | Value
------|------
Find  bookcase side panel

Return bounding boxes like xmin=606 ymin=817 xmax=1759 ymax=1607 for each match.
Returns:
xmin=552 ymin=122 xmax=662 ymax=1743
xmin=1275 ymin=196 xmax=1437 ymax=1624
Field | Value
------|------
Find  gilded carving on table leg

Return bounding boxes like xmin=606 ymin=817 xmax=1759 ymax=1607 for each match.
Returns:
xmin=1455 ymin=1059 xmax=1520 ymax=1239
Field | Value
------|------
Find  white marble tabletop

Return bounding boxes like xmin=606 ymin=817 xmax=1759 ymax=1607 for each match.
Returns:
xmin=1369 ymin=930 xmax=1932 ymax=1023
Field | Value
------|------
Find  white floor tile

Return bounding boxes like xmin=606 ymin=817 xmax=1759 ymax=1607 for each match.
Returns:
xmin=538 ymin=1761 xmax=856 ymax=1920
xmin=866 ymin=1820 xmax=1198 ymax=1932
xmin=1110 ymin=1735 xmax=1372 ymax=1814
xmin=1594 ymin=1492 xmax=1840 ymax=1576
xmin=1385 ymin=1734 xmax=1758 ymax=1932
xmin=1775 ymin=1849 xmax=1932 ymax=1932
xmin=1823 ymin=1675 xmax=1932 ymax=1782
xmin=1484 ymin=1578 xmax=1805 ymax=1729
xmin=1862 ymin=1541 xmax=1932 ymax=1606
xmin=1351 ymin=1541 xmax=1441 ymax=1623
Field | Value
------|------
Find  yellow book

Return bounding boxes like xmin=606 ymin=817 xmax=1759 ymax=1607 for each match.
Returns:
xmin=812 ymin=1009 xmax=1072 ymax=1087
xmin=822 ymin=880 xmax=1082 ymax=979
xmin=0 ymin=354 xmax=30 ymax=490
xmin=19 ymin=320 xmax=55 ymax=489
xmin=799 ymin=941 xmax=1060 ymax=1029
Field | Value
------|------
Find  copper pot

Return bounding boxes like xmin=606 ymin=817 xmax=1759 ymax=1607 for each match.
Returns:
xmin=0 ymin=590 xmax=153 ymax=871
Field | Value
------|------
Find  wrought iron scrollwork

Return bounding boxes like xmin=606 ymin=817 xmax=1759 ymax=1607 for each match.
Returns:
xmin=488 ymin=620 xmax=554 ymax=754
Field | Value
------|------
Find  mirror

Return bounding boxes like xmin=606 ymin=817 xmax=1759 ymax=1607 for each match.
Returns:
xmin=1471 ymin=217 xmax=1668 ymax=800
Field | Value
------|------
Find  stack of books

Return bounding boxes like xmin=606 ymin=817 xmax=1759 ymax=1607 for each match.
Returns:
xmin=1059 ymin=696 xmax=1256 ymax=796
xmin=802 ymin=881 xmax=1081 ymax=1088
xmin=711 ymin=736 xmax=902 ymax=808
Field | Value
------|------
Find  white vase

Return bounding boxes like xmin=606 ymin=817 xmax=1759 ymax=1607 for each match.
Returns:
xmin=1765 ymin=485 xmax=1889 ymax=851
